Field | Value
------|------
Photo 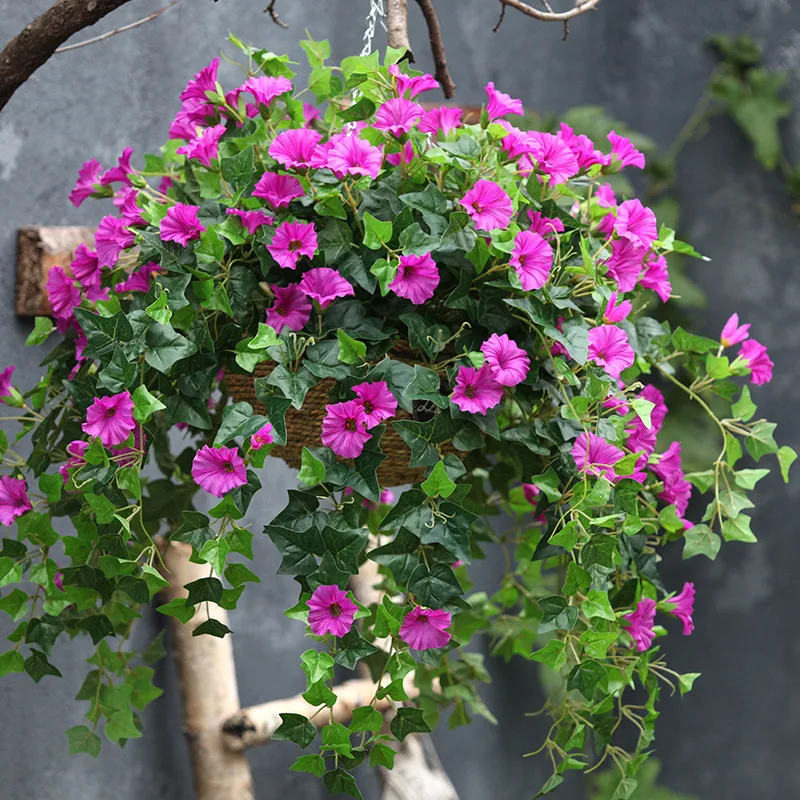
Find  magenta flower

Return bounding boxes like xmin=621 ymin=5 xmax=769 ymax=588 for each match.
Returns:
xmin=524 ymin=132 xmax=579 ymax=185
xmin=485 ymin=81 xmax=523 ymax=120
xmin=46 ymin=267 xmax=81 ymax=322
xmin=614 ymin=199 xmax=657 ymax=250
xmin=59 ymin=440 xmax=90 ymax=484
xmin=327 ymin=135 xmax=383 ymax=179
xmin=651 ymin=441 xmax=692 ymax=516
xmin=266 ymin=283 xmax=312 ymax=333
xmin=252 ymin=172 xmax=304 ymax=207
xmin=596 ymin=183 xmax=616 ymax=207
xmin=625 ymin=384 xmax=667 ymax=457
xmin=500 ymin=124 xmax=537 ymax=160
xmin=250 ymin=423 xmax=274 ymax=450
xmin=307 ymin=585 xmax=358 ymax=637
xmin=298 ymin=268 xmax=354 ymax=309
xmin=0 ymin=477 xmax=32 ymax=526
xmin=720 ymin=313 xmax=750 ymax=348
xmin=460 ymin=180 xmax=514 ymax=232
xmin=389 ymin=252 xmax=439 ymax=304
xmin=451 ymin=364 xmax=504 ymax=415
xmin=160 ymin=204 xmax=206 ymax=246
xmin=158 ymin=176 xmax=174 ymax=194
xmin=237 ymin=75 xmax=292 ymax=107
xmin=100 ymin=147 xmax=134 ymax=187
xmin=571 ymin=432 xmax=624 ymax=481
xmin=225 ymin=208 xmax=275 ymax=235
xmin=588 ymin=325 xmax=635 ymax=378
xmin=604 ymin=238 xmax=645 ymax=292
xmin=608 ymin=130 xmax=646 ymax=169
xmin=169 ymin=99 xmax=213 ymax=140
xmin=54 ymin=571 xmax=65 ymax=592
xmin=481 ymin=334 xmax=530 ymax=387
xmin=115 ymin=262 xmax=162 ymax=294
xmin=663 ymin=582 xmax=695 ymax=636
xmin=352 ymin=381 xmax=398 ymax=429
xmin=269 ymin=129 xmax=321 ymax=170
xmin=527 ymin=210 xmax=564 ymax=239
xmin=510 ymin=230 xmax=553 ymax=291
xmin=603 ymin=291 xmax=632 ymax=323
xmin=191 ymin=445 xmax=247 ymax=497
xmin=303 ymin=103 xmax=321 ymax=125
xmin=374 ymin=98 xmax=424 ymax=136
xmin=69 ymin=159 xmax=103 ymax=207
xmin=380 ymin=488 xmax=395 ymax=504
xmin=558 ymin=123 xmax=610 ymax=170
xmin=0 ymin=366 xmax=14 ymax=403
xmin=639 ymin=253 xmax=671 ymax=302
xmin=400 ymin=606 xmax=452 ymax=650
xmin=176 ymin=124 xmax=226 ymax=168
xmin=738 ymin=339 xmax=773 ymax=385
xmin=321 ymin=400 xmax=372 ymax=458
xmin=95 ymin=215 xmax=135 ymax=268
xmin=180 ymin=57 xmax=219 ymax=103
xmin=418 ymin=106 xmax=463 ymax=136
xmin=386 ymin=140 xmax=415 ymax=167
xmin=389 ymin=64 xmax=440 ymax=98
xmin=622 ymin=598 xmax=657 ymax=652
xmin=267 ymin=221 xmax=317 ymax=270
xmin=119 ymin=189 xmax=146 ymax=227
xmin=82 ymin=391 xmax=135 ymax=447
xmin=522 ymin=483 xmax=540 ymax=505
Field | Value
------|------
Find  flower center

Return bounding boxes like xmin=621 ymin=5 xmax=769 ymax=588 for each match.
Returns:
xmin=465 ymin=385 xmax=476 ymax=399
xmin=363 ymin=401 xmax=374 ymax=414
xmin=329 ymin=602 xmax=342 ymax=618
xmin=345 ymin=418 xmax=357 ymax=432
xmin=289 ymin=239 xmax=302 ymax=252
xmin=223 ymin=460 xmax=235 ymax=473
xmin=276 ymin=304 xmax=287 ymax=316
xmin=472 ymin=201 xmax=482 ymax=213
xmin=105 ymin=407 xmax=117 ymax=419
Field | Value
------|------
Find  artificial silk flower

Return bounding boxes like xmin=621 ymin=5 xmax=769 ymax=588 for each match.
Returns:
xmin=608 ymin=130 xmax=646 ymax=169
xmin=176 ymin=123 xmax=226 ymax=168
xmin=82 ymin=391 xmax=136 ymax=447
xmin=307 ymin=585 xmax=357 ymax=637
xmin=99 ymin=147 xmax=134 ymax=186
xmin=160 ymin=204 xmax=206 ymax=246
xmin=389 ymin=64 xmax=440 ymax=98
xmin=298 ymin=268 xmax=354 ymax=309
xmin=69 ymin=159 xmax=103 ymax=208
xmin=595 ymin=183 xmax=617 ymax=208
xmin=158 ymin=176 xmax=174 ymax=195
xmin=267 ymin=220 xmax=318 ymax=270
xmin=0 ymin=477 xmax=32 ymax=527
xmin=460 ymin=180 xmax=514 ymax=231
xmin=327 ymin=135 xmax=383 ymax=179
xmin=524 ymin=132 xmax=580 ymax=185
xmin=191 ymin=445 xmax=247 ymax=498
xmin=499 ymin=123 xmax=536 ymax=161
xmin=603 ymin=291 xmax=632 ymax=323
xmin=268 ymin=128 xmax=321 ymax=169
xmin=389 ymin=253 xmax=439 ymax=304
xmin=46 ymin=267 xmax=81 ymax=323
xmin=386 ymin=139 xmax=415 ymax=167
xmin=59 ymin=440 xmax=90 ymax=484
xmin=485 ymin=81 xmax=523 ymax=120
xmin=169 ymin=98 xmax=213 ymax=141
xmin=237 ymin=75 xmax=292 ymax=107
xmin=614 ymin=199 xmax=658 ymax=250
xmin=379 ymin=489 xmax=395 ymax=504
xmin=558 ymin=122 xmax=610 ymax=170
xmin=604 ymin=238 xmax=646 ymax=293
xmin=663 ymin=582 xmax=695 ymax=636
xmin=451 ymin=364 xmax=504 ymax=415
xmin=588 ymin=325 xmax=635 ymax=378
xmin=53 ymin=571 xmax=64 ymax=592
xmin=321 ymin=400 xmax=371 ymax=459
xmin=352 ymin=381 xmax=398 ymax=428
xmin=571 ymin=432 xmax=625 ymax=482
xmin=399 ymin=606 xmax=452 ymax=650
xmin=119 ymin=188 xmax=146 ymax=227
xmin=417 ymin=105 xmax=463 ymax=136
xmin=625 ymin=384 xmax=667 ymax=457
xmin=0 ymin=366 xmax=15 ymax=403
xmin=651 ymin=441 xmax=692 ymax=516
xmin=622 ymin=598 xmax=657 ymax=652
xmin=720 ymin=313 xmax=750 ymax=348
xmin=303 ymin=102 xmax=321 ymax=126
xmin=738 ymin=339 xmax=773 ymax=385
xmin=481 ymin=334 xmax=530 ymax=387
xmin=266 ymin=283 xmax=311 ymax=333
xmin=225 ymin=208 xmax=275 ymax=235
xmin=95 ymin=215 xmax=135 ymax=268
xmin=374 ymin=97 xmax=424 ymax=136
xmin=639 ymin=253 xmax=671 ymax=302
xmin=527 ymin=209 xmax=565 ymax=239
xmin=250 ymin=423 xmax=274 ymax=450
xmin=252 ymin=172 xmax=304 ymax=207
xmin=522 ymin=483 xmax=540 ymax=504
xmin=180 ymin=57 xmax=219 ymax=103
xmin=115 ymin=262 xmax=162 ymax=294
xmin=510 ymin=230 xmax=553 ymax=290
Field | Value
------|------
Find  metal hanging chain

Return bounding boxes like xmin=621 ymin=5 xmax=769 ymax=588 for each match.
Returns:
xmin=360 ymin=0 xmax=387 ymax=56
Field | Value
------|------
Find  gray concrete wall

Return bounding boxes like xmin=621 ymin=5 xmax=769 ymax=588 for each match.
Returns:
xmin=0 ymin=1 xmax=798 ymax=798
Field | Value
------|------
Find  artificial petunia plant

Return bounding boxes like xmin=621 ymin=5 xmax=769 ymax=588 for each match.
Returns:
xmin=0 ymin=35 xmax=794 ymax=798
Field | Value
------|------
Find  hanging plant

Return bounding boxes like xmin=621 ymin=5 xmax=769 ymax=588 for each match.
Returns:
xmin=1 ymin=33 xmax=793 ymax=798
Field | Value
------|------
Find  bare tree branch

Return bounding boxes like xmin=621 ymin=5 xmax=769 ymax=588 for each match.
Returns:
xmin=0 ymin=0 xmax=140 ymax=113
xmin=387 ymin=0 xmax=412 ymax=55
xmin=264 ymin=0 xmax=288 ymax=28
xmin=413 ymin=0 xmax=456 ymax=99
xmin=55 ymin=1 xmax=179 ymax=53
xmin=495 ymin=0 xmax=602 ymax=23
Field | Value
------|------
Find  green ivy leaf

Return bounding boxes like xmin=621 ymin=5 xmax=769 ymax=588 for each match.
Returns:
xmin=274 ymin=713 xmax=317 ymax=748
xmin=721 ymin=514 xmax=757 ymax=543
xmin=66 ymin=725 xmax=102 ymax=757
xmin=192 ymin=619 xmax=232 ymax=638
xmin=290 ymin=754 xmax=326 ymax=778
xmin=323 ymin=769 xmax=363 ymax=800
xmin=25 ymin=317 xmax=55 ymax=346
xmin=582 ymin=590 xmax=616 ymax=621
xmin=530 ymin=639 xmax=567 ymax=671
xmin=567 ymin=659 xmax=607 ymax=700
xmin=778 ymin=445 xmax=797 ymax=483
xmin=390 ymin=707 xmax=431 ymax=742
xmin=336 ymin=330 xmax=367 ymax=364
xmin=362 ymin=212 xmax=393 ymax=250
xmin=421 ymin=461 xmax=456 ymax=498
xmin=682 ymin=524 xmax=721 ymax=560
xmin=132 ymin=385 xmax=166 ymax=422
xmin=369 ymin=742 xmax=396 ymax=769
xmin=0 ymin=649 xmax=25 ymax=676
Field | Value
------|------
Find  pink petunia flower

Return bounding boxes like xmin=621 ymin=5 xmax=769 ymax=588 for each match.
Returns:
xmin=588 ymin=325 xmax=635 ymax=378
xmin=225 ymin=208 xmax=275 ymax=235
xmin=720 ymin=313 xmax=750 ymax=348
xmin=160 ymin=204 xmax=206 ymax=246
xmin=82 ymin=391 xmax=136 ymax=447
xmin=624 ymin=384 xmax=667 ymax=457
xmin=69 ymin=159 xmax=103 ymax=207
xmin=266 ymin=283 xmax=312 ymax=333
xmin=46 ymin=267 xmax=81 ymax=323
xmin=374 ymin=98 xmax=424 ymax=136
xmin=622 ymin=598 xmax=657 ymax=652
xmin=100 ymin=148 xmax=134 ymax=187
xmin=59 ymin=440 xmax=90 ymax=484
xmin=460 ymin=180 xmax=514 ymax=231
xmin=614 ymin=199 xmax=657 ymax=250
xmin=327 ymin=135 xmax=383 ymax=179
xmin=738 ymin=339 xmax=773 ymax=385
xmin=352 ymin=381 xmax=398 ymax=429
xmin=321 ymin=400 xmax=372 ymax=458
xmin=527 ymin=209 xmax=564 ymax=239
xmin=95 ymin=215 xmax=135 ymax=268
xmin=237 ymin=75 xmax=292 ymax=107
xmin=169 ymin=99 xmax=214 ymax=141
xmin=191 ymin=445 xmax=247 ymax=497
xmin=510 ymin=230 xmax=553 ymax=290
xmin=481 ymin=334 xmax=530 ymax=387
xmin=380 ymin=488 xmax=395 ymax=504
xmin=0 ymin=366 xmax=15 ymax=402
xmin=307 ymin=584 xmax=358 ymax=637
xmin=571 ymin=431 xmax=624 ymax=481
xmin=650 ymin=441 xmax=692 ymax=517
xmin=389 ymin=64 xmax=440 ymax=98
xmin=176 ymin=124 xmax=226 ymax=168
xmin=298 ymin=268 xmax=354 ymax=309
xmin=604 ymin=238 xmax=646 ymax=292
xmin=418 ymin=106 xmax=463 ymax=137
xmin=180 ymin=57 xmax=220 ymax=103
xmin=522 ymin=483 xmax=540 ymax=505
xmin=303 ymin=103 xmax=321 ymax=126
xmin=523 ymin=132 xmax=579 ymax=185
xmin=250 ymin=423 xmax=274 ymax=450
xmin=558 ymin=123 xmax=610 ymax=170
xmin=267 ymin=221 xmax=317 ymax=270
xmin=639 ymin=253 xmax=671 ymax=303
xmin=386 ymin=140 xmax=415 ymax=167
xmin=500 ymin=123 xmax=537 ymax=160
xmin=389 ymin=252 xmax=439 ymax=304
xmin=158 ymin=176 xmax=174 ymax=194
xmin=400 ymin=606 xmax=452 ymax=650
xmin=0 ymin=477 xmax=32 ymax=526
xmin=115 ymin=262 xmax=162 ymax=294
xmin=608 ymin=130 xmax=646 ymax=169
xmin=595 ymin=183 xmax=617 ymax=208
xmin=663 ymin=582 xmax=695 ymax=636
xmin=603 ymin=291 xmax=632 ymax=323
xmin=485 ymin=82 xmax=523 ymax=120
xmin=252 ymin=172 xmax=305 ymax=207
xmin=119 ymin=188 xmax=146 ymax=227
xmin=268 ymin=129 xmax=322 ymax=169
xmin=451 ymin=364 xmax=504 ymax=414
